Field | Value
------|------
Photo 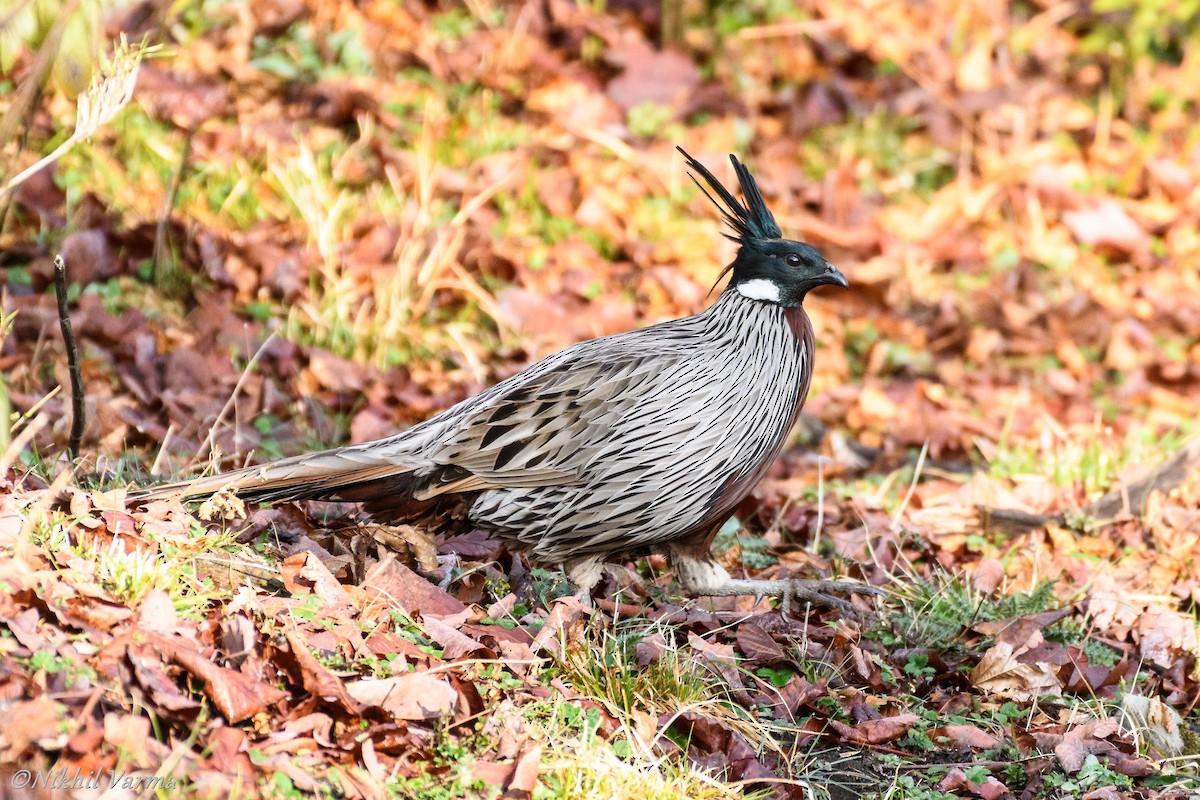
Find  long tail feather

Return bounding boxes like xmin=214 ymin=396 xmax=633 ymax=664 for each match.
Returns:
xmin=129 ymin=446 xmax=424 ymax=505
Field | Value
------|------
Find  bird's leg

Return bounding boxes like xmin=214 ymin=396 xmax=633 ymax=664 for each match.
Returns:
xmin=564 ymin=555 xmax=605 ymax=608
xmin=669 ymin=549 xmax=881 ymax=614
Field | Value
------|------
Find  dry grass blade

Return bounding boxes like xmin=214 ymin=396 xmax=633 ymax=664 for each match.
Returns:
xmin=0 ymin=33 xmax=149 ymax=200
xmin=0 ymin=410 xmax=48 ymax=477
xmin=277 ymin=98 xmax=513 ymax=367
xmin=190 ymin=332 xmax=280 ymax=473
xmin=0 ymin=298 xmax=14 ymax=454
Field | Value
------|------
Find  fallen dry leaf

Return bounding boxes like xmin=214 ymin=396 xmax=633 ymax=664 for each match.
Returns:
xmin=359 ymin=556 xmax=466 ymax=619
xmin=422 ymin=616 xmax=489 ymax=661
xmin=1120 ymin=694 xmax=1184 ymax=757
xmin=930 ymin=724 xmax=1004 ymax=750
xmin=830 ymin=713 xmax=919 ymax=745
xmin=281 ymin=630 xmax=361 ymax=715
xmin=1063 ymin=200 xmax=1148 ymax=253
xmin=155 ymin=633 xmax=287 ymax=723
xmin=532 ymin=597 xmax=589 ymax=659
xmin=1135 ymin=605 xmax=1197 ymax=669
xmin=0 ymin=696 xmax=67 ymax=760
xmin=970 ymin=641 xmax=1063 ymax=700
xmin=735 ymin=621 xmax=788 ymax=665
xmin=939 ymin=767 xmax=1010 ymax=800
xmin=1044 ymin=718 xmax=1121 ymax=773
xmin=504 ymin=744 xmax=542 ymax=799
xmin=281 ymin=551 xmax=356 ymax=614
xmin=343 ymin=673 xmax=457 ymax=720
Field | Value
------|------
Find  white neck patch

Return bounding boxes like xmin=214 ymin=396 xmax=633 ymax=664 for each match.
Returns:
xmin=735 ymin=278 xmax=781 ymax=303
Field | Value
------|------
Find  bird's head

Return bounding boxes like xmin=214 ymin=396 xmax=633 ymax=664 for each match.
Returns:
xmin=679 ymin=147 xmax=847 ymax=307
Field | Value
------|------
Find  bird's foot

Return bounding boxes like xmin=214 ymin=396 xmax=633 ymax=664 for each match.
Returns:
xmin=773 ymin=578 xmax=884 ymax=615
xmin=669 ymin=551 xmax=882 ymax=615
xmin=696 ymin=574 xmax=882 ymax=616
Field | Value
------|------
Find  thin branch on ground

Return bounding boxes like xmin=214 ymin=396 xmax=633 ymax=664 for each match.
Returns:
xmin=53 ymin=254 xmax=85 ymax=459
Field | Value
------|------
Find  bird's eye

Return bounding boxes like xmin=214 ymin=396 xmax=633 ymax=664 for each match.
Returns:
xmin=786 ymin=253 xmax=802 ymax=267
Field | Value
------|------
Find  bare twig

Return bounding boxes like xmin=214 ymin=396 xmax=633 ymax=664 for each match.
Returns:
xmin=149 ymin=424 xmax=176 ymax=477
xmin=660 ymin=0 xmax=683 ymax=46
xmin=53 ymin=255 xmax=86 ymax=458
xmin=1090 ymin=436 xmax=1200 ymax=519
xmin=191 ymin=331 xmax=279 ymax=471
xmin=813 ymin=455 xmax=825 ymax=554
xmin=0 ymin=295 xmax=12 ymax=455
xmin=0 ymin=373 xmax=8 ymax=455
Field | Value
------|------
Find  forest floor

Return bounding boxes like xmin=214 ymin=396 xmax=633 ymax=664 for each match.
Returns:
xmin=2 ymin=0 xmax=1200 ymax=798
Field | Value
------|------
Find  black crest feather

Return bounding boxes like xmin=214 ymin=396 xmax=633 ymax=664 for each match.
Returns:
xmin=677 ymin=146 xmax=782 ymax=243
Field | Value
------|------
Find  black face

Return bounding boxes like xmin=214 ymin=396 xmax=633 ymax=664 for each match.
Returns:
xmin=730 ymin=239 xmax=848 ymax=307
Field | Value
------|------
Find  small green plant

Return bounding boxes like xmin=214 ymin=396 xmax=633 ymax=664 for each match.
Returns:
xmin=755 ymin=665 xmax=796 ymax=688
xmin=524 ymin=691 xmax=748 ymax=799
xmin=1071 ymin=0 xmax=1200 ymax=98
xmin=882 ymin=569 xmax=1059 ymax=651
xmin=1039 ymin=754 xmax=1133 ymax=798
xmin=797 ymin=110 xmax=954 ymax=200
xmin=561 ymin=622 xmax=711 ymax=719
xmin=903 ymin=653 xmax=937 ymax=680
xmin=385 ymin=608 xmax=443 ymax=658
xmin=26 ymin=651 xmax=98 ymax=686
xmin=476 ymin=663 xmax=524 ymax=700
xmin=249 ymin=20 xmax=373 ymax=82
xmin=90 ymin=537 xmax=172 ymax=605
xmin=988 ymin=420 xmax=1194 ymax=499
xmin=881 ymin=772 xmax=955 ymax=800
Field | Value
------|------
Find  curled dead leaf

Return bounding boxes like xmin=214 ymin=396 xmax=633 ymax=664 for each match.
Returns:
xmin=970 ymin=641 xmax=1063 ymax=700
xmin=930 ymin=724 xmax=1004 ymax=750
xmin=344 ymin=673 xmax=457 ymax=720
xmin=367 ymin=524 xmax=439 ymax=574
xmin=423 ymin=616 xmax=489 ymax=661
xmin=1120 ymin=694 xmax=1184 ymax=757
xmin=280 ymin=551 xmax=356 ymax=614
xmin=829 ymin=713 xmax=919 ymax=745
xmin=1135 ymin=605 xmax=1197 ymax=669
xmin=1051 ymin=719 xmax=1120 ymax=773
xmin=938 ymin=767 xmax=1009 ymax=800
xmin=152 ymin=633 xmax=287 ymax=723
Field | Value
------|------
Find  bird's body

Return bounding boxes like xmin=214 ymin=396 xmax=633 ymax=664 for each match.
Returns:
xmin=135 ymin=149 xmax=877 ymax=610
xmin=469 ymin=290 xmax=811 ymax=563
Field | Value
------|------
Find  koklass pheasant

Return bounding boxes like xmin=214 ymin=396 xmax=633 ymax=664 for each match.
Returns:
xmin=135 ymin=148 xmax=877 ymax=611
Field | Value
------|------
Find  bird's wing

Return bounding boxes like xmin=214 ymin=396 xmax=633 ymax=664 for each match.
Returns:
xmin=421 ymin=336 xmax=684 ymax=490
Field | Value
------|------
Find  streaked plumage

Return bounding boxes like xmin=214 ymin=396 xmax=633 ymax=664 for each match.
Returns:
xmin=133 ymin=148 xmax=878 ymax=611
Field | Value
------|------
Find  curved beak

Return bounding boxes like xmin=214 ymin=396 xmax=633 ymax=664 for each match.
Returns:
xmin=796 ymin=261 xmax=848 ymax=299
xmin=824 ymin=262 xmax=849 ymax=289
